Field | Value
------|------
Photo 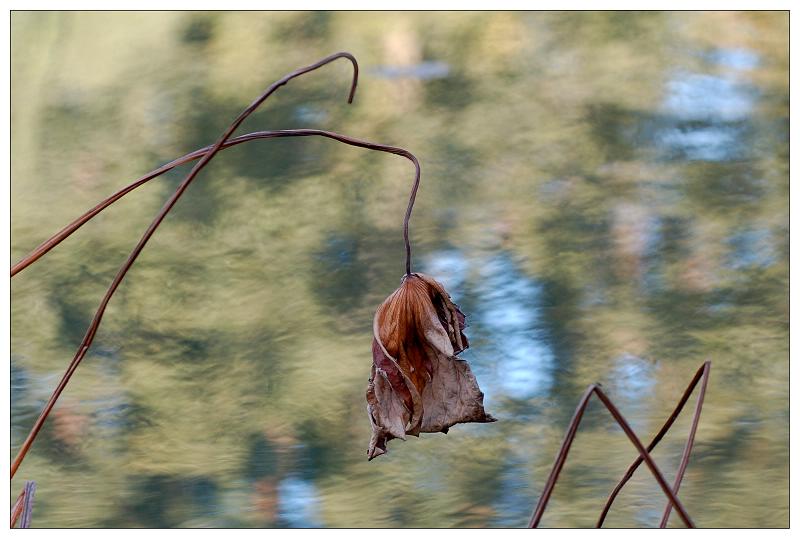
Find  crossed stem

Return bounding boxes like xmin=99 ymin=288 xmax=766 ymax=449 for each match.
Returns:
xmin=529 ymin=361 xmax=711 ymax=528
xmin=596 ymin=361 xmax=711 ymax=527
xmin=10 ymin=51 xmax=422 ymax=479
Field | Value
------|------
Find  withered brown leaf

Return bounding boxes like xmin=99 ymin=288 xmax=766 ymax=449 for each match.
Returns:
xmin=366 ymin=273 xmax=496 ymax=459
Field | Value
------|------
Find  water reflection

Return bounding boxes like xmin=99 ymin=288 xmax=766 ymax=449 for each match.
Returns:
xmin=658 ymin=47 xmax=760 ymax=162
xmin=725 ymin=228 xmax=777 ymax=270
xmin=473 ymin=254 xmax=556 ymax=402
xmin=277 ymin=476 xmax=322 ymax=527
xmin=10 ymin=11 xmax=787 ymax=528
xmin=707 ymin=48 xmax=760 ymax=71
xmin=371 ymin=61 xmax=451 ymax=80
xmin=663 ymin=73 xmax=755 ymax=122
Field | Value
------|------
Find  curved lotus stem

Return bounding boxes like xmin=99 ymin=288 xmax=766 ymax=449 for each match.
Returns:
xmin=11 ymin=52 xmax=374 ymax=478
xmin=11 ymin=127 xmax=421 ymax=479
xmin=10 ymin=130 xmax=420 ymax=480
xmin=11 ymin=129 xmax=419 ymax=278
xmin=11 ymin=52 xmax=358 ymax=278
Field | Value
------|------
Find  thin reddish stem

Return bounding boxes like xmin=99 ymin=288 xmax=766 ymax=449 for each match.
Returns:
xmin=11 ymin=51 xmax=360 ymax=479
xmin=527 ymin=383 xmax=597 ymax=527
xmin=10 ymin=488 xmax=24 ymax=528
xmin=10 ymin=57 xmax=423 ymax=481
xmin=11 ymin=129 xmax=419 ymax=278
xmin=593 ymin=387 xmax=695 ymax=527
xmin=659 ymin=362 xmax=711 ymax=527
xmin=596 ymin=361 xmax=711 ymax=527
xmin=529 ymin=365 xmax=707 ymax=528
xmin=11 ymin=52 xmax=357 ymax=278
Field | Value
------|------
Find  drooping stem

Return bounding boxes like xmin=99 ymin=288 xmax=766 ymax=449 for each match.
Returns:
xmin=11 ymin=57 xmax=423 ymax=479
xmin=11 ymin=51 xmax=357 ymax=278
xmin=11 ymin=51 xmax=362 ymax=478
xmin=265 ymin=130 xmax=419 ymax=275
xmin=11 ymin=130 xmax=420 ymax=278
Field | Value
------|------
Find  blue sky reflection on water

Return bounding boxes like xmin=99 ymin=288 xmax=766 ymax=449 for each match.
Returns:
xmin=422 ymin=250 xmax=556 ymax=407
xmin=277 ymin=476 xmax=322 ymax=528
xmin=658 ymin=47 xmax=759 ymax=162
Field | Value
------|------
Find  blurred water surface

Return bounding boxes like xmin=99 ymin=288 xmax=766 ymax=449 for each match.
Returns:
xmin=11 ymin=11 xmax=788 ymax=528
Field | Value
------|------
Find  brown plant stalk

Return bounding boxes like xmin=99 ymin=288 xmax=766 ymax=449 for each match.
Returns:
xmin=12 ymin=51 xmax=356 ymax=279
xmin=11 ymin=129 xmax=420 ymax=278
xmin=527 ymin=363 xmax=710 ymax=529
xmin=11 ymin=52 xmax=420 ymax=478
xmin=596 ymin=361 xmax=711 ymax=528
xmin=9 ymin=488 xmax=24 ymax=528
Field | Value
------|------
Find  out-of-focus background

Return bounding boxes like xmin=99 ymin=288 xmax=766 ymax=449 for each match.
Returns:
xmin=11 ymin=11 xmax=788 ymax=528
